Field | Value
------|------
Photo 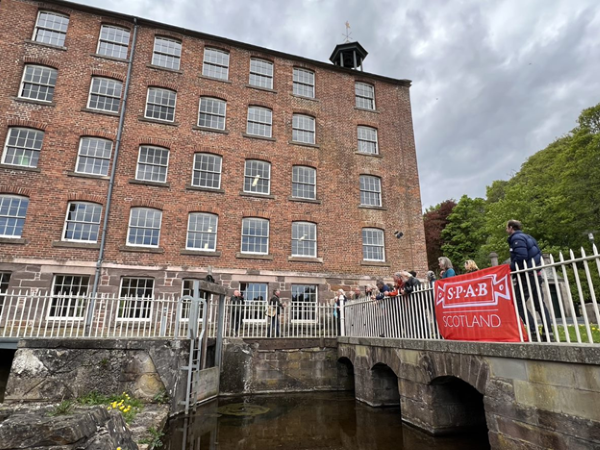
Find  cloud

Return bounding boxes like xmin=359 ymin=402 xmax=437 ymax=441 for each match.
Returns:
xmin=76 ymin=0 xmax=600 ymax=209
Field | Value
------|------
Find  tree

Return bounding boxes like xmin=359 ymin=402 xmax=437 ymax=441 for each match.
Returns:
xmin=423 ymin=200 xmax=456 ymax=271
xmin=441 ymin=195 xmax=488 ymax=270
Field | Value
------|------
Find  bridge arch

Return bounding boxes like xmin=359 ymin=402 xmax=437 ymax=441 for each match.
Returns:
xmin=337 ymin=357 xmax=355 ymax=391
xmin=369 ymin=362 xmax=400 ymax=407
xmin=428 ymin=375 xmax=489 ymax=434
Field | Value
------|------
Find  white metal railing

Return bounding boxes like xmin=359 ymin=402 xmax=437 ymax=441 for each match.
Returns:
xmin=222 ymin=300 xmax=339 ymax=338
xmin=344 ymin=245 xmax=600 ymax=345
xmin=0 ymin=292 xmax=339 ymax=339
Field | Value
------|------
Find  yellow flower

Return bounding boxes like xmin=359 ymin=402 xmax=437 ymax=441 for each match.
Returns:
xmin=111 ymin=402 xmax=117 ymax=408
xmin=117 ymin=447 xmax=122 ymax=450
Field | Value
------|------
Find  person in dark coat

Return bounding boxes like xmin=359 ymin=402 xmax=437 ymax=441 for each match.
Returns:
xmin=230 ymin=289 xmax=244 ymax=337
xmin=506 ymin=220 xmax=553 ymax=340
xmin=267 ymin=289 xmax=283 ymax=337
xmin=399 ymin=271 xmax=421 ymax=295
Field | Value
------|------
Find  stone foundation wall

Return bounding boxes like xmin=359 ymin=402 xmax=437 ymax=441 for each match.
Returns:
xmin=4 ymin=338 xmax=190 ymax=413
xmin=220 ymin=338 xmax=352 ymax=395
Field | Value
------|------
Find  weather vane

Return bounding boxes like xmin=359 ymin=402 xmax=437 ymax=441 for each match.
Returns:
xmin=342 ymin=21 xmax=352 ymax=43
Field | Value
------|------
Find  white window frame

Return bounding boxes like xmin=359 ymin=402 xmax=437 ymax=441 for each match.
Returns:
xmin=291 ymin=166 xmax=316 ymax=200
xmin=135 ymin=146 xmax=170 ymax=183
xmin=362 ymin=228 xmax=385 ymax=262
xmin=96 ymin=24 xmax=130 ymax=59
xmin=355 ymin=82 xmax=375 ymax=110
xmin=33 ymin=11 xmax=69 ymax=47
xmin=240 ymin=217 xmax=269 ymax=255
xmin=292 ymin=114 xmax=316 ymax=144
xmin=75 ymin=137 xmax=112 ymax=177
xmin=249 ymin=58 xmax=274 ymax=89
xmin=87 ymin=77 xmax=122 ymax=113
xmin=290 ymin=284 xmax=318 ymax=324
xmin=117 ymin=277 xmax=155 ymax=322
xmin=1 ymin=127 xmax=44 ymax=168
xmin=357 ymin=126 xmax=379 ymax=155
xmin=62 ymin=202 xmax=102 ymax=243
xmin=192 ymin=153 xmax=222 ymax=189
xmin=186 ymin=213 xmax=218 ymax=252
xmin=243 ymin=160 xmax=271 ymax=195
xmin=152 ymin=36 xmax=182 ymax=70
xmin=293 ymin=68 xmax=315 ymax=98
xmin=246 ymin=106 xmax=273 ymax=137
xmin=202 ymin=48 xmax=230 ymax=80
xmin=47 ymin=275 xmax=90 ymax=321
xmin=359 ymin=175 xmax=382 ymax=207
xmin=198 ymin=97 xmax=227 ymax=130
xmin=126 ymin=207 xmax=162 ymax=248
xmin=239 ymin=282 xmax=269 ymax=324
xmin=291 ymin=222 xmax=317 ymax=258
xmin=144 ymin=87 xmax=177 ymax=122
xmin=19 ymin=65 xmax=58 ymax=103
xmin=0 ymin=195 xmax=29 ymax=238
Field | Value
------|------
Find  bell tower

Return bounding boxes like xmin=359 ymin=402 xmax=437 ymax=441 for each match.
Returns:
xmin=329 ymin=41 xmax=368 ymax=71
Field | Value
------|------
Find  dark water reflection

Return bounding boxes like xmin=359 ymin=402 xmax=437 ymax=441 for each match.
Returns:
xmin=164 ymin=392 xmax=490 ymax=450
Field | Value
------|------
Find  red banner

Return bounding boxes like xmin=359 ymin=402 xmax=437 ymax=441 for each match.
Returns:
xmin=434 ymin=265 xmax=526 ymax=342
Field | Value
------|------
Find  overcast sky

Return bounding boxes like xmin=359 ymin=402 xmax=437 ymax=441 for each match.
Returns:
xmin=76 ymin=0 xmax=600 ymax=210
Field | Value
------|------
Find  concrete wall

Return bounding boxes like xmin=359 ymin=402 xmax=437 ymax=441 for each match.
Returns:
xmin=4 ymin=338 xmax=189 ymax=413
xmin=339 ymin=337 xmax=600 ymax=450
xmin=220 ymin=338 xmax=352 ymax=395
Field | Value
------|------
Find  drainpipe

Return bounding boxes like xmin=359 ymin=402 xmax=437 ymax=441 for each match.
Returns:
xmin=85 ymin=18 xmax=139 ymax=334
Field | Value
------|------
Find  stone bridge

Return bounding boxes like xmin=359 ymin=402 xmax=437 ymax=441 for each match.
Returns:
xmin=338 ymin=337 xmax=600 ymax=450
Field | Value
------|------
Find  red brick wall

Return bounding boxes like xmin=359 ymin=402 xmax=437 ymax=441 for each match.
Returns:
xmin=0 ymin=0 xmax=427 ymax=292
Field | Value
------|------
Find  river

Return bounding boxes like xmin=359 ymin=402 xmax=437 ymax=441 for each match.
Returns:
xmin=162 ymin=392 xmax=490 ymax=449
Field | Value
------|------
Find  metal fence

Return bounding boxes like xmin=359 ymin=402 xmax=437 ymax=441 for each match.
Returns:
xmin=0 ymin=292 xmax=339 ymax=339
xmin=344 ymin=246 xmax=600 ymax=345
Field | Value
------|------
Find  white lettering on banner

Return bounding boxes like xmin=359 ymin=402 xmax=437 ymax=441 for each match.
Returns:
xmin=442 ymin=314 xmax=502 ymax=328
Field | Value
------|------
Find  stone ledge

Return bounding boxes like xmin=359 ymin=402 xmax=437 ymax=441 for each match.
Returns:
xmin=337 ymin=337 xmax=600 ymax=365
xmin=240 ymin=337 xmax=338 ymax=350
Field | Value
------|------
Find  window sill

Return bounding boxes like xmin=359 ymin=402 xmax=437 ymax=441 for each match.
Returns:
xmin=288 ymin=256 xmax=323 ymax=263
xmin=129 ymin=179 xmax=170 ymax=188
xmin=52 ymin=240 xmax=100 ymax=249
xmin=24 ymin=39 xmax=67 ymax=51
xmin=246 ymin=84 xmax=277 ymax=94
xmin=288 ymin=141 xmax=319 ymax=149
xmin=180 ymin=249 xmax=222 ymax=257
xmin=0 ymin=237 xmax=27 ymax=245
xmin=81 ymin=107 xmax=120 ymax=117
xmin=358 ymin=205 xmax=387 ymax=211
xmin=287 ymin=196 xmax=321 ymax=204
xmin=192 ymin=126 xmax=229 ymax=135
xmin=239 ymin=191 xmax=275 ymax=199
xmin=355 ymin=151 xmax=382 ymax=158
xmin=354 ymin=107 xmax=380 ymax=114
xmin=0 ymin=164 xmax=41 ymax=173
xmin=361 ymin=261 xmax=390 ymax=267
xmin=198 ymin=74 xmax=232 ymax=84
xmin=185 ymin=185 xmax=225 ymax=194
xmin=291 ymin=94 xmax=319 ymax=102
xmin=146 ymin=63 xmax=183 ymax=74
xmin=138 ymin=116 xmax=180 ymax=127
xmin=11 ymin=97 xmax=56 ymax=107
xmin=90 ymin=53 xmax=128 ymax=63
xmin=236 ymin=253 xmax=273 ymax=260
xmin=242 ymin=133 xmax=276 ymax=142
xmin=119 ymin=245 xmax=165 ymax=254
xmin=66 ymin=170 xmax=109 ymax=180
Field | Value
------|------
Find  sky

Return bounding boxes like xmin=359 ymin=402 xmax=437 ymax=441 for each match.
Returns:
xmin=75 ymin=0 xmax=600 ymax=210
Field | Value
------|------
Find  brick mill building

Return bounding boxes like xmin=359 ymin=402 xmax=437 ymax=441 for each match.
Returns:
xmin=0 ymin=0 xmax=426 ymax=306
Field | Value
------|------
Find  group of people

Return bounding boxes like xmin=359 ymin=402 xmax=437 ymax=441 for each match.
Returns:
xmin=230 ymin=288 xmax=284 ymax=337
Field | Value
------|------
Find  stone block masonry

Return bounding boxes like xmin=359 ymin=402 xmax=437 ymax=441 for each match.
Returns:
xmin=0 ymin=0 xmax=427 ymax=300
xmin=220 ymin=338 xmax=352 ymax=394
xmin=339 ymin=338 xmax=600 ymax=449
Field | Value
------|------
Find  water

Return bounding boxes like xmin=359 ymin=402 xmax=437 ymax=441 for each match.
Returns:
xmin=163 ymin=392 xmax=490 ymax=450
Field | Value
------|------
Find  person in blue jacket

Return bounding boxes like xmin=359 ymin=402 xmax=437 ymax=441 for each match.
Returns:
xmin=438 ymin=257 xmax=456 ymax=279
xmin=506 ymin=220 xmax=552 ymax=340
